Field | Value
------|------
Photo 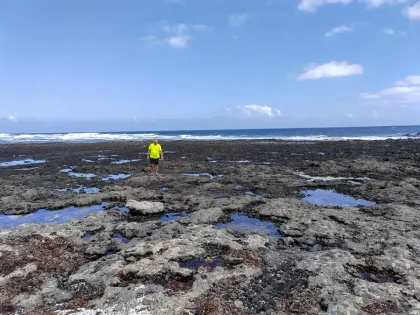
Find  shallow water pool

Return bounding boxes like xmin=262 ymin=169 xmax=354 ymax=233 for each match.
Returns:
xmin=111 ymin=159 xmax=139 ymax=165
xmin=0 ymin=202 xmax=112 ymax=229
xmin=215 ymin=213 xmax=280 ymax=237
xmin=179 ymin=257 xmax=222 ymax=270
xmin=0 ymin=159 xmax=46 ymax=167
xmin=113 ymin=233 xmax=130 ymax=243
xmin=302 ymin=189 xmax=376 ymax=207
xmin=182 ymin=173 xmax=223 ymax=180
xmin=160 ymin=212 xmax=188 ymax=222
xmin=101 ymin=174 xmax=132 ymax=181
xmin=56 ymin=186 xmax=100 ymax=194
xmin=60 ymin=168 xmax=96 ymax=179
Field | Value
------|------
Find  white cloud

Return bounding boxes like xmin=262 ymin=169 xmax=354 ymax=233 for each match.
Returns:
xmin=298 ymin=0 xmax=352 ymax=12
xmin=402 ymin=1 xmax=420 ymax=20
xmin=142 ymin=22 xmax=212 ymax=49
xmin=238 ymin=105 xmax=281 ymax=117
xmin=361 ymin=75 xmax=420 ymax=106
xmin=395 ymin=75 xmax=420 ymax=86
xmin=166 ymin=35 xmax=190 ymax=48
xmin=362 ymin=0 xmax=407 ymax=8
xmin=229 ymin=13 xmax=249 ymax=26
xmin=163 ymin=23 xmax=191 ymax=48
xmin=8 ymin=115 xmax=17 ymax=121
xmin=382 ymin=28 xmax=395 ymax=35
xmin=345 ymin=113 xmax=354 ymax=118
xmin=297 ymin=61 xmax=364 ymax=81
xmin=325 ymin=25 xmax=353 ymax=37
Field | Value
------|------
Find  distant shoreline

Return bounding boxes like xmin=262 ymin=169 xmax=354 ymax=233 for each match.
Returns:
xmin=1 ymin=125 xmax=419 ymax=144
xmin=1 ymin=138 xmax=420 ymax=146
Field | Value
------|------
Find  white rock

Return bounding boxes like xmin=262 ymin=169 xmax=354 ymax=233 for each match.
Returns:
xmin=125 ymin=200 xmax=164 ymax=215
xmin=246 ymin=235 xmax=268 ymax=250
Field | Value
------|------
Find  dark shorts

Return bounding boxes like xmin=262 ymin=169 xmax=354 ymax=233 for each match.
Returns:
xmin=150 ymin=158 xmax=159 ymax=165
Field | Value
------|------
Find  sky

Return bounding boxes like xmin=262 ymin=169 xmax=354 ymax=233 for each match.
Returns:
xmin=0 ymin=0 xmax=419 ymax=133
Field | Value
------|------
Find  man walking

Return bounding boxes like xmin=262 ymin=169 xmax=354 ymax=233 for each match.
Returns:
xmin=147 ymin=139 xmax=163 ymax=176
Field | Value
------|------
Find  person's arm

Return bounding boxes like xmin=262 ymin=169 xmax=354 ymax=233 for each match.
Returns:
xmin=160 ymin=148 xmax=164 ymax=160
xmin=147 ymin=146 xmax=150 ymax=160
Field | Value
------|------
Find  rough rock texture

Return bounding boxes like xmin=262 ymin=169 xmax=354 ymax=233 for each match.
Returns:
xmin=125 ymin=200 xmax=165 ymax=214
xmin=0 ymin=139 xmax=420 ymax=314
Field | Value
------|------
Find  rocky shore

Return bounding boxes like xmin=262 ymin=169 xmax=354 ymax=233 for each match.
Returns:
xmin=1 ymin=139 xmax=420 ymax=315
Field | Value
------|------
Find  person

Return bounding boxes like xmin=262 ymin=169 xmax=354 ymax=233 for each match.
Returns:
xmin=147 ymin=139 xmax=163 ymax=176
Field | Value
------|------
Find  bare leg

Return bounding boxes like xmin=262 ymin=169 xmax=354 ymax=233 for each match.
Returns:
xmin=150 ymin=164 xmax=155 ymax=175
xmin=155 ymin=165 xmax=159 ymax=176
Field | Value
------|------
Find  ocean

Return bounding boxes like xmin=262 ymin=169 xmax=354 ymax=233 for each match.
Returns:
xmin=0 ymin=125 xmax=419 ymax=144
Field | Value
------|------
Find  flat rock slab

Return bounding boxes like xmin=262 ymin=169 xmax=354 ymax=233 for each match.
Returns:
xmin=125 ymin=200 xmax=164 ymax=215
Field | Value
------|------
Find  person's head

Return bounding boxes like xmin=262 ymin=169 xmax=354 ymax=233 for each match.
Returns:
xmin=154 ymin=139 xmax=158 ymax=145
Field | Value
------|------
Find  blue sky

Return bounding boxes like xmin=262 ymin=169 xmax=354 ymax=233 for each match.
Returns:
xmin=0 ymin=0 xmax=419 ymax=132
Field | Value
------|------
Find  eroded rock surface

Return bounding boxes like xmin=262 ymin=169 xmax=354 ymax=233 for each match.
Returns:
xmin=0 ymin=140 xmax=420 ymax=314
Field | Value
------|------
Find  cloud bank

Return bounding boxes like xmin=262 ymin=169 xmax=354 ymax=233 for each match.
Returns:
xmin=361 ymin=75 xmax=420 ymax=106
xmin=237 ymin=105 xmax=281 ymax=117
xmin=297 ymin=61 xmax=364 ymax=80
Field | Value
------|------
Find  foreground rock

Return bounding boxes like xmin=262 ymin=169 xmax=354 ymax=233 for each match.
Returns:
xmin=1 ymin=139 xmax=420 ymax=314
xmin=125 ymin=200 xmax=165 ymax=215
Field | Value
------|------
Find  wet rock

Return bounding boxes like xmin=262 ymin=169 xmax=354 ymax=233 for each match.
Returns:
xmin=179 ymin=207 xmax=224 ymax=225
xmin=12 ymin=293 xmax=43 ymax=309
xmin=125 ymin=200 xmax=164 ymax=215
xmin=40 ymin=278 xmax=73 ymax=305
xmin=116 ymin=221 xmax=158 ymax=239
xmin=245 ymin=235 xmax=268 ymax=250
xmin=2 ymin=140 xmax=420 ymax=314
xmin=281 ymin=236 xmax=295 ymax=246
xmin=0 ymin=263 xmax=38 ymax=286
xmin=311 ymin=244 xmax=323 ymax=252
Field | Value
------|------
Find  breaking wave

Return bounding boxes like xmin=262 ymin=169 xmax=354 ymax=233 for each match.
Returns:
xmin=0 ymin=128 xmax=416 ymax=144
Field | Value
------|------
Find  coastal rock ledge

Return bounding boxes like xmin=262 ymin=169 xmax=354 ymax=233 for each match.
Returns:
xmin=125 ymin=200 xmax=164 ymax=214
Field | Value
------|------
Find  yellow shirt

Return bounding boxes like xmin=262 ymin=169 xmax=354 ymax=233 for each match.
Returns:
xmin=148 ymin=143 xmax=162 ymax=159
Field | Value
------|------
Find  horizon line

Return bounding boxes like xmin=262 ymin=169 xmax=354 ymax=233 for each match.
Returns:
xmin=1 ymin=124 xmax=419 ymax=135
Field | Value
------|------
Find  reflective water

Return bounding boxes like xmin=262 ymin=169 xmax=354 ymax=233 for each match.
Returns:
xmin=111 ymin=159 xmax=139 ymax=165
xmin=96 ymin=155 xmax=118 ymax=161
xmin=60 ymin=169 xmax=96 ymax=179
xmin=82 ymin=159 xmax=95 ymax=163
xmin=0 ymin=159 xmax=46 ymax=167
xmin=215 ymin=213 xmax=280 ymax=237
xmin=101 ymin=174 xmax=132 ymax=182
xmin=83 ymin=233 xmax=93 ymax=239
xmin=245 ymin=192 xmax=264 ymax=199
xmin=179 ymin=257 xmax=222 ymax=270
xmin=111 ymin=206 xmax=130 ymax=213
xmin=302 ymin=189 xmax=376 ymax=207
xmin=296 ymin=172 xmax=372 ymax=182
xmin=17 ymin=167 xmax=40 ymax=171
xmin=182 ymin=173 xmax=223 ymax=180
xmin=113 ymin=233 xmax=130 ymax=243
xmin=0 ymin=202 xmax=112 ymax=229
xmin=56 ymin=186 xmax=100 ymax=194
xmin=160 ymin=212 xmax=188 ymax=222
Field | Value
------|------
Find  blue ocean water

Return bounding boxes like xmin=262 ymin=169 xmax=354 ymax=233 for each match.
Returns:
xmin=0 ymin=125 xmax=419 ymax=143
